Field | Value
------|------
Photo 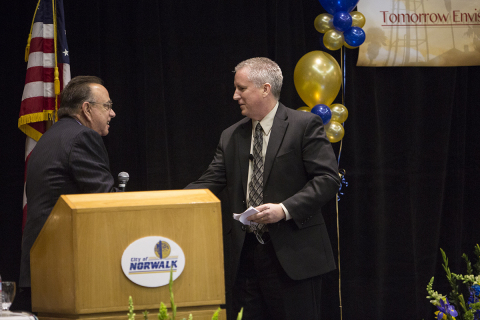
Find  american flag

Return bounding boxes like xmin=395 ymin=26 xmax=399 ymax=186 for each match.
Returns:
xmin=18 ymin=0 xmax=70 ymax=231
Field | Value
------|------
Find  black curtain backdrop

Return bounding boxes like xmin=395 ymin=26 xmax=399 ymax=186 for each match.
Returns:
xmin=1 ymin=0 xmax=479 ymax=319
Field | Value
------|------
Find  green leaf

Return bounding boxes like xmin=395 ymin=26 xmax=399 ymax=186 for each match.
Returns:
xmin=211 ymin=307 xmax=221 ymax=320
xmin=158 ymin=302 xmax=168 ymax=320
xmin=473 ymin=244 xmax=480 ymax=275
xmin=128 ymin=296 xmax=136 ymax=320
xmin=440 ymin=248 xmax=463 ymax=316
xmin=462 ymin=253 xmax=473 ymax=275
xmin=236 ymin=307 xmax=244 ymax=320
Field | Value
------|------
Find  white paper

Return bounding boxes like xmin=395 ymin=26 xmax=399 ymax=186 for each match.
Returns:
xmin=233 ymin=206 xmax=259 ymax=226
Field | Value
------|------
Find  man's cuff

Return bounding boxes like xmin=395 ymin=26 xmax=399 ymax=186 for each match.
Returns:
xmin=280 ymin=203 xmax=291 ymax=220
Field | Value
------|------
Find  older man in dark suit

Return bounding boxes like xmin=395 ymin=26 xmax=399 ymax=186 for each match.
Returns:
xmin=16 ymin=76 xmax=117 ymax=312
xmin=187 ymin=58 xmax=340 ymax=319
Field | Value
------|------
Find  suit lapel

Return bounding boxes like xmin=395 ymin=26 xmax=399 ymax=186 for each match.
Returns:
xmin=237 ymin=120 xmax=252 ymax=198
xmin=264 ymin=104 xmax=288 ymax=186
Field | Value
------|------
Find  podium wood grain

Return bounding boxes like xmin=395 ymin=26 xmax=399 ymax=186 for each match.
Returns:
xmin=30 ymin=189 xmax=225 ymax=320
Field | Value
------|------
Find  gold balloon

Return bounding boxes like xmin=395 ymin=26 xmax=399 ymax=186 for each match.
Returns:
xmin=330 ymin=104 xmax=349 ymax=123
xmin=325 ymin=121 xmax=345 ymax=143
xmin=297 ymin=106 xmax=312 ymax=112
xmin=323 ymin=29 xmax=345 ymax=51
xmin=344 ymin=42 xmax=358 ymax=49
xmin=293 ymin=51 xmax=342 ymax=108
xmin=350 ymin=11 xmax=366 ymax=28
xmin=314 ymin=13 xmax=334 ymax=33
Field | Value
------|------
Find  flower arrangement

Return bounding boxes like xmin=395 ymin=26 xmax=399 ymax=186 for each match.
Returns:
xmin=426 ymin=245 xmax=480 ymax=320
xmin=127 ymin=268 xmax=243 ymax=320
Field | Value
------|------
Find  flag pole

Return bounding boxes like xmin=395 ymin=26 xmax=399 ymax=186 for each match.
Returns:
xmin=52 ymin=0 xmax=60 ymax=121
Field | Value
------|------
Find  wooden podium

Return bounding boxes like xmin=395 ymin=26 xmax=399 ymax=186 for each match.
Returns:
xmin=30 ymin=189 xmax=226 ymax=320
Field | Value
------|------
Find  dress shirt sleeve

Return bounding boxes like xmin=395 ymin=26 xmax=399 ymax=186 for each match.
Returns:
xmin=280 ymin=203 xmax=292 ymax=220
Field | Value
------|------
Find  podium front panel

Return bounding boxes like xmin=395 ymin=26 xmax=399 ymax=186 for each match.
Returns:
xmin=31 ymin=189 xmax=225 ymax=316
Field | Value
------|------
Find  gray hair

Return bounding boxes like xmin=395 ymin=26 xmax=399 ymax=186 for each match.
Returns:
xmin=235 ymin=57 xmax=283 ymax=100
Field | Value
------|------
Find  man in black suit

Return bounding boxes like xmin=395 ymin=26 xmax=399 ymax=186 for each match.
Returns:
xmin=16 ymin=76 xmax=117 ymax=312
xmin=187 ymin=58 xmax=340 ymax=319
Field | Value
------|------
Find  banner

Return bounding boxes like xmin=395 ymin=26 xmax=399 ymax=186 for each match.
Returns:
xmin=357 ymin=0 xmax=480 ymax=66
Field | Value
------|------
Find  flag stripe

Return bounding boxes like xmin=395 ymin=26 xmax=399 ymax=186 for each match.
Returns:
xmin=19 ymin=97 xmax=56 ymax=116
xmin=29 ymin=37 xmax=54 ymax=54
xmin=32 ymin=23 xmax=54 ymax=39
xmin=25 ymin=64 xmax=67 ymax=86
xmin=62 ymin=63 xmax=70 ymax=85
xmin=22 ymin=82 xmax=55 ymax=100
xmin=25 ymin=66 xmax=54 ymax=84
xmin=26 ymin=52 xmax=55 ymax=69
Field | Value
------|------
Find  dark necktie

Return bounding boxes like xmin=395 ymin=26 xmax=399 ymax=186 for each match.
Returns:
xmin=248 ymin=123 xmax=266 ymax=243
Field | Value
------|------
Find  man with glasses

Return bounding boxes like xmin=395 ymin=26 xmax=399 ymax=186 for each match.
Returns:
xmin=187 ymin=58 xmax=340 ymax=319
xmin=16 ymin=76 xmax=118 ymax=312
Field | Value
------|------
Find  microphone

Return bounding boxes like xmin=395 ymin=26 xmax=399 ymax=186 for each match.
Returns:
xmin=118 ymin=172 xmax=129 ymax=192
xmin=249 ymin=154 xmax=254 ymax=161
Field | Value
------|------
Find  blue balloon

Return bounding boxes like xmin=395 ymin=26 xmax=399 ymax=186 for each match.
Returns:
xmin=344 ymin=26 xmax=366 ymax=47
xmin=311 ymin=104 xmax=332 ymax=125
xmin=318 ymin=0 xmax=359 ymax=15
xmin=333 ymin=11 xmax=352 ymax=32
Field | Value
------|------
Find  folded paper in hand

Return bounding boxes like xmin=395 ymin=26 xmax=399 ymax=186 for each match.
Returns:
xmin=233 ymin=206 xmax=259 ymax=226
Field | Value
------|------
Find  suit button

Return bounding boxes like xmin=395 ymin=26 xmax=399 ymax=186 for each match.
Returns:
xmin=241 ymin=225 xmax=247 ymax=231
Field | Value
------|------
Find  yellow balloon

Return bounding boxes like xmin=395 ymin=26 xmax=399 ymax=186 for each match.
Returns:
xmin=294 ymin=51 xmax=342 ymax=108
xmin=350 ymin=11 xmax=366 ymax=28
xmin=297 ymin=106 xmax=312 ymax=112
xmin=323 ymin=29 xmax=345 ymax=51
xmin=344 ymin=42 xmax=358 ymax=49
xmin=330 ymin=104 xmax=348 ymax=123
xmin=325 ymin=121 xmax=345 ymax=143
xmin=314 ymin=13 xmax=333 ymax=33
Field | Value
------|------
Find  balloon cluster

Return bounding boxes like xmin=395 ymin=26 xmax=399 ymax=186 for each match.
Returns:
xmin=293 ymin=1 xmax=362 ymax=142
xmin=297 ymin=103 xmax=348 ymax=143
xmin=314 ymin=0 xmax=366 ymax=50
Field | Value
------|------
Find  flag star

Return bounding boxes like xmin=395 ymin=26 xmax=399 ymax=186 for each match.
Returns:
xmin=63 ymin=49 xmax=69 ymax=56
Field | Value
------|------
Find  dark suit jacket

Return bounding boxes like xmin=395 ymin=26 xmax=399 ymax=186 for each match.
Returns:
xmin=19 ymin=116 xmax=116 ymax=287
xmin=187 ymin=103 xmax=340 ymax=286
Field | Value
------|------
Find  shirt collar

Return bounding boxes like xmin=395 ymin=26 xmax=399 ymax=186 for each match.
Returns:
xmin=67 ymin=115 xmax=83 ymax=126
xmin=252 ymin=101 xmax=279 ymax=136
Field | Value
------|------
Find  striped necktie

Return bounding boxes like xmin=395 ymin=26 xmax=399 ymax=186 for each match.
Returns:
xmin=248 ymin=123 xmax=266 ymax=243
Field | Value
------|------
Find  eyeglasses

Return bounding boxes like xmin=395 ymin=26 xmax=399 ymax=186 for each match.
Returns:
xmin=87 ymin=101 xmax=113 ymax=111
